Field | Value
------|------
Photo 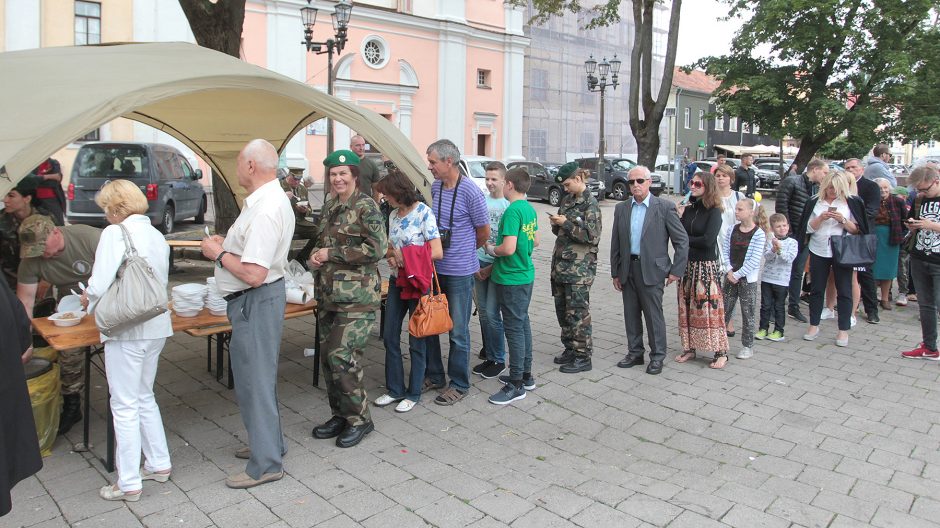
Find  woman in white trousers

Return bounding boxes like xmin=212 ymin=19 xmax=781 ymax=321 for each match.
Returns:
xmin=81 ymin=179 xmax=173 ymax=502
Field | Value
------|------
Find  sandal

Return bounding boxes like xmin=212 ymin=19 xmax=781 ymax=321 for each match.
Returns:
xmin=434 ymin=387 xmax=467 ymax=406
xmin=709 ymin=355 xmax=728 ymax=370
xmin=421 ymin=378 xmax=445 ymax=394
xmin=675 ymin=350 xmax=696 ymax=363
xmin=99 ymin=484 xmax=141 ymax=502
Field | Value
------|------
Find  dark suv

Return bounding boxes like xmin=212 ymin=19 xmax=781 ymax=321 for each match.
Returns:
xmin=507 ymin=161 xmax=604 ymax=206
xmin=67 ymin=142 xmax=206 ymax=233
xmin=575 ymin=157 xmax=664 ymax=199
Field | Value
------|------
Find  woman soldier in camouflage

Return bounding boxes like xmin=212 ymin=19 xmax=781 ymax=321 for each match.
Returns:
xmin=308 ymin=150 xmax=388 ymax=448
xmin=547 ymin=163 xmax=602 ymax=373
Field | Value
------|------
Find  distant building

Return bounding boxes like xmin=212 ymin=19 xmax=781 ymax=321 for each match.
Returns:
xmin=667 ymin=68 xmax=717 ymax=161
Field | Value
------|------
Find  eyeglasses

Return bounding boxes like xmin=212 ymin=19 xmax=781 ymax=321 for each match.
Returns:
xmin=917 ymin=180 xmax=937 ymax=192
xmin=689 ymin=180 xmax=704 ymax=188
xmin=627 ymin=179 xmax=646 ymax=185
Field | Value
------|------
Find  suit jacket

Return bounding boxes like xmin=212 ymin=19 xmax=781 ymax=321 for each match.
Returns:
xmin=855 ymin=176 xmax=880 ymax=222
xmin=611 ymin=194 xmax=689 ymax=286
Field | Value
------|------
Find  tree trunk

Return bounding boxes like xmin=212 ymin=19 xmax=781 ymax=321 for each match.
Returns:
xmin=178 ymin=0 xmax=246 ymax=234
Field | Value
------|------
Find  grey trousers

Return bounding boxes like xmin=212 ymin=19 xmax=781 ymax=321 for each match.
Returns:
xmin=622 ymin=259 xmax=668 ymax=362
xmin=227 ymin=281 xmax=286 ymax=479
xmin=723 ymin=278 xmax=759 ymax=348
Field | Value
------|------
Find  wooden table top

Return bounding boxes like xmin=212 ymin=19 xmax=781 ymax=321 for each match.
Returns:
xmin=166 ymin=240 xmax=203 ymax=248
xmin=32 ymin=300 xmax=318 ymax=351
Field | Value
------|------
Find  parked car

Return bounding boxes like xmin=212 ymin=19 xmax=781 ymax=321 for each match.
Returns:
xmin=575 ymin=157 xmax=663 ymax=199
xmin=692 ymin=161 xmax=717 ymax=173
xmin=457 ymin=155 xmax=495 ymax=194
xmin=66 ymin=142 xmax=206 ymax=233
xmin=507 ymin=161 xmax=604 ymax=206
xmin=754 ymin=161 xmax=791 ymax=187
xmin=705 ymin=157 xmax=741 ymax=169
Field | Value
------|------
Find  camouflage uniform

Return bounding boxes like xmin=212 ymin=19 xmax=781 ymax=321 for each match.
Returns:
xmin=313 ymin=191 xmax=387 ymax=426
xmin=551 ymin=189 xmax=602 ymax=358
xmin=0 ymin=206 xmax=52 ymax=289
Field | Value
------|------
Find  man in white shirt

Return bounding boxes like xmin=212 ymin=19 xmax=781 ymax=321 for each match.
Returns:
xmin=201 ymin=139 xmax=294 ymax=489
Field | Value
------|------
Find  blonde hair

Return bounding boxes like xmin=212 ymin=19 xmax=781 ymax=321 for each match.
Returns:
xmin=739 ymin=198 xmax=770 ymax=233
xmin=95 ymin=179 xmax=149 ymax=220
xmin=816 ymin=170 xmax=854 ymax=202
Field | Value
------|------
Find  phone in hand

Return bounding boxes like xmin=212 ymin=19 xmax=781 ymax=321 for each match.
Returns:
xmin=545 ymin=211 xmax=554 ymax=216
xmin=828 ymin=206 xmax=838 ymax=213
xmin=680 ymin=191 xmax=692 ymax=205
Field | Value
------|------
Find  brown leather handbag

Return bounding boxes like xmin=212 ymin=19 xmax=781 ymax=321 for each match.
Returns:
xmin=408 ymin=264 xmax=453 ymax=338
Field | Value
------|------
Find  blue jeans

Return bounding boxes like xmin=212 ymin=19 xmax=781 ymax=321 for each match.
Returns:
xmin=382 ymin=278 xmax=429 ymax=402
xmin=426 ymin=273 xmax=475 ymax=392
xmin=496 ymin=282 xmax=533 ymax=381
xmin=474 ymin=260 xmax=505 ymax=363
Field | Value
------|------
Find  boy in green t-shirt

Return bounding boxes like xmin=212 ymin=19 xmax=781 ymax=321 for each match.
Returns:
xmin=485 ymin=167 xmax=539 ymax=405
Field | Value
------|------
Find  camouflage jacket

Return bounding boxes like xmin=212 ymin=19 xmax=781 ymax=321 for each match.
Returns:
xmin=280 ymin=178 xmax=309 ymax=221
xmin=313 ymin=191 xmax=388 ymax=312
xmin=551 ymin=189 xmax=602 ymax=284
xmin=0 ymin=207 xmax=52 ymax=289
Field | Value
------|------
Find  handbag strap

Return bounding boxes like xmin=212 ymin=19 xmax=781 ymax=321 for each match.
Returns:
xmin=430 ymin=261 xmax=442 ymax=296
xmin=116 ymin=223 xmax=139 ymax=258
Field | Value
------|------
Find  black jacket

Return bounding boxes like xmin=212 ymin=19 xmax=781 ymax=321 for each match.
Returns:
xmin=855 ymin=176 xmax=881 ymax=222
xmin=776 ymin=173 xmax=814 ymax=234
xmin=795 ymin=195 xmax=871 ymax=254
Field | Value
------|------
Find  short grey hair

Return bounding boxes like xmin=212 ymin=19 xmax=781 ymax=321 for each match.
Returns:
xmin=629 ymin=165 xmax=651 ymax=178
xmin=909 ymin=166 xmax=939 ymax=186
xmin=427 ymin=139 xmax=460 ymax=163
xmin=873 ymin=177 xmax=891 ymax=187
xmin=242 ymin=139 xmax=278 ymax=173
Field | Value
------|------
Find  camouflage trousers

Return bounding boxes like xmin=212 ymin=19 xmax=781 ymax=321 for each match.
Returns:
xmin=318 ymin=310 xmax=373 ymax=426
xmin=60 ymin=347 xmax=85 ymax=396
xmin=551 ymin=281 xmax=593 ymax=358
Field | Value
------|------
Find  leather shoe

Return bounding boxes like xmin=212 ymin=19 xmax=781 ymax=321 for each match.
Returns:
xmin=788 ymin=307 xmax=808 ymax=323
xmin=867 ymin=312 xmax=880 ymax=324
xmin=559 ymin=357 xmax=592 ymax=373
xmin=336 ymin=421 xmax=374 ymax=448
xmin=617 ymin=355 xmax=645 ymax=368
xmin=553 ymin=350 xmax=574 ymax=365
xmin=646 ymin=360 xmax=663 ymax=375
xmin=312 ymin=416 xmax=346 ymax=439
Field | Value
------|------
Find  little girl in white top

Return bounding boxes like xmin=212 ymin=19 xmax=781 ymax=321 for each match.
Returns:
xmin=721 ymin=198 xmax=768 ymax=360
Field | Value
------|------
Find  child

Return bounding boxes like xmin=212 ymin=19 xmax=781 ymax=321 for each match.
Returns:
xmin=472 ymin=163 xmax=509 ymax=379
xmin=486 ymin=167 xmax=539 ymax=405
xmin=721 ymin=198 xmax=767 ymax=360
xmin=756 ymin=214 xmax=798 ymax=342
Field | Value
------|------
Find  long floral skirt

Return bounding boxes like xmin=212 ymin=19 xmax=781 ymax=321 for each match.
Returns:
xmin=678 ymin=259 xmax=729 ymax=355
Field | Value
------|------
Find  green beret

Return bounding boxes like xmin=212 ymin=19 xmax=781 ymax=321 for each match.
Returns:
xmin=323 ymin=150 xmax=360 ymax=168
xmin=555 ymin=162 xmax=579 ymax=183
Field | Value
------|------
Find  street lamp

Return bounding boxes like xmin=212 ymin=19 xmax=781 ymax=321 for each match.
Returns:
xmin=585 ymin=55 xmax=620 ymax=195
xmin=301 ymin=0 xmax=353 ymax=154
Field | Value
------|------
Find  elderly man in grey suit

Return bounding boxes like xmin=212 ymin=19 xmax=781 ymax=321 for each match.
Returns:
xmin=611 ymin=166 xmax=689 ymax=375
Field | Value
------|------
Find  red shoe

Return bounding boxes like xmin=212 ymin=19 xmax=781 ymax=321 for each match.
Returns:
xmin=901 ymin=343 xmax=940 ymax=360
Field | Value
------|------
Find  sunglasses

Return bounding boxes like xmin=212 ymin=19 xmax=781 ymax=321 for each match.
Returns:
xmin=690 ymin=180 xmax=704 ymax=188
xmin=627 ymin=179 xmax=647 ymax=185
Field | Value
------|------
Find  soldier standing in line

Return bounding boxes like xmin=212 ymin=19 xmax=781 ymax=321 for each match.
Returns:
xmin=308 ymin=150 xmax=388 ymax=448
xmin=548 ymin=163 xmax=602 ymax=373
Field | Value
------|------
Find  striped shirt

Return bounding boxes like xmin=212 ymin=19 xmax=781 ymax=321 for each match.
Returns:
xmin=431 ymin=177 xmax=489 ymax=276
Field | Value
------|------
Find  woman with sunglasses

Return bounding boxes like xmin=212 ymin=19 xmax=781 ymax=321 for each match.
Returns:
xmin=675 ymin=171 xmax=730 ymax=369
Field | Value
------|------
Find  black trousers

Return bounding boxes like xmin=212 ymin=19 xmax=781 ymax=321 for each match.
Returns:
xmin=788 ymin=245 xmax=809 ymax=311
xmin=759 ymin=282 xmax=788 ymax=333
xmin=857 ymin=266 xmax=878 ymax=316
xmin=809 ymin=252 xmax=854 ymax=331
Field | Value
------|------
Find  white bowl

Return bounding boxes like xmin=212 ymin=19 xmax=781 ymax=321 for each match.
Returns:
xmin=57 ymin=295 xmax=83 ymax=313
xmin=173 ymin=309 xmax=201 ymax=318
xmin=50 ymin=311 xmax=86 ymax=327
xmin=172 ymin=283 xmax=207 ymax=296
xmin=209 ymin=309 xmax=227 ymax=317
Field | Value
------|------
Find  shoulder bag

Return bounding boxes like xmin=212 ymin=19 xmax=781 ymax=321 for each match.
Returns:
xmin=408 ymin=263 xmax=453 ymax=338
xmin=831 ymin=232 xmax=877 ymax=268
xmin=92 ymin=223 xmax=168 ymax=337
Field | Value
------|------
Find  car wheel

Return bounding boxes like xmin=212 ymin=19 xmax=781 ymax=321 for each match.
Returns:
xmin=548 ymin=187 xmax=562 ymax=207
xmin=159 ymin=203 xmax=175 ymax=234
xmin=194 ymin=196 xmax=207 ymax=224
xmin=611 ymin=181 xmax=628 ymax=201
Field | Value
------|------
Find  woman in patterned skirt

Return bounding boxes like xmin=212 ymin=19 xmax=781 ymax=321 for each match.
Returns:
xmin=675 ymin=171 xmax=730 ymax=368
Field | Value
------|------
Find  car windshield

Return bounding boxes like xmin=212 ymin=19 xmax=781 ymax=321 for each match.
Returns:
xmin=612 ymin=159 xmax=636 ymax=171
xmin=466 ymin=161 xmax=487 ymax=179
xmin=77 ymin=145 xmax=148 ymax=179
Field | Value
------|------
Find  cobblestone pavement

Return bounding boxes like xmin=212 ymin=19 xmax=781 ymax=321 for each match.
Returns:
xmin=5 ymin=197 xmax=940 ymax=528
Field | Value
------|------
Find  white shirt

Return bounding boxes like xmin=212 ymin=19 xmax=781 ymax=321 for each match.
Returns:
xmin=85 ymin=214 xmax=172 ymax=342
xmin=807 ymin=198 xmax=853 ymax=258
xmin=215 ymin=178 xmax=295 ymax=294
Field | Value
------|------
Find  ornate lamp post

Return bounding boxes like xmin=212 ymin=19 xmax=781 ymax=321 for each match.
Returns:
xmin=585 ymin=55 xmax=620 ymax=193
xmin=301 ymin=0 xmax=353 ymax=154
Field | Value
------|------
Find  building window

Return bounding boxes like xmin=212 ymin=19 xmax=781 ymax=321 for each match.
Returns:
xmin=698 ymin=109 xmax=705 ymax=131
xmin=77 ymin=129 xmax=100 ymax=142
xmin=930 ymin=140 xmax=936 ymax=149
xmin=532 ymin=69 xmax=548 ymax=101
xmin=742 ymin=121 xmax=751 ymax=134
xmin=75 ymin=1 xmax=101 ymax=45
xmin=683 ymin=108 xmax=690 ymax=129
xmin=477 ymin=69 xmax=491 ymax=88
xmin=360 ymin=36 xmax=389 ymax=69
xmin=529 ymin=129 xmax=547 ymax=161
xmin=729 ymin=117 xmax=738 ymax=132
xmin=579 ymin=131 xmax=595 ymax=153
xmin=714 ymin=112 xmax=724 ymax=131
xmin=753 ymin=123 xmax=760 ymax=134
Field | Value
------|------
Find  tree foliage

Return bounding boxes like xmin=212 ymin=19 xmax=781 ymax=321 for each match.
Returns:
xmin=519 ymin=0 xmax=682 ymax=168
xmin=697 ymin=0 xmax=940 ymax=169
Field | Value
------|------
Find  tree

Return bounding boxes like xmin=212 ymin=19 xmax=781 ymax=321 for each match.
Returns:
xmin=522 ymin=0 xmax=683 ymax=168
xmin=697 ymin=0 xmax=939 ymax=169
xmin=178 ymin=0 xmax=247 ymax=234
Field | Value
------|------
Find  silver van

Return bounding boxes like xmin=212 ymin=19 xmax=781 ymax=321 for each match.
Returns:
xmin=66 ymin=142 xmax=206 ymax=233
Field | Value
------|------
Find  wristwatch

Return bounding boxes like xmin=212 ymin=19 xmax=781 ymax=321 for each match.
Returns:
xmin=216 ymin=251 xmax=230 ymax=268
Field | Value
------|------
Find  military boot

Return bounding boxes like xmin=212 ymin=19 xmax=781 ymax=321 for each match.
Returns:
xmin=58 ymin=394 xmax=83 ymax=435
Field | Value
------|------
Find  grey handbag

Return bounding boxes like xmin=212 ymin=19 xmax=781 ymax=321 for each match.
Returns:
xmin=92 ymin=223 xmax=168 ymax=337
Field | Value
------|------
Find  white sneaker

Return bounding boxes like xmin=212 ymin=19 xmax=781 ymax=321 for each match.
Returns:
xmin=820 ymin=308 xmax=835 ymax=320
xmin=736 ymin=347 xmax=753 ymax=359
xmin=395 ymin=399 xmax=417 ymax=413
xmin=374 ymin=394 xmax=403 ymax=407
xmin=896 ymin=294 xmax=908 ymax=306
xmin=850 ymin=315 xmax=857 ymax=328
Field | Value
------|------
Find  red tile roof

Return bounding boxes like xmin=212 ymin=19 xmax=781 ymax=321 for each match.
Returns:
xmin=672 ymin=68 xmax=720 ymax=94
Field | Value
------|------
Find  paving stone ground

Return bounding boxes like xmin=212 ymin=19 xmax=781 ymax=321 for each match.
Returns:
xmin=4 ymin=196 xmax=940 ymax=528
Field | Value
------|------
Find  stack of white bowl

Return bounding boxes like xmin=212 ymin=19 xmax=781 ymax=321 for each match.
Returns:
xmin=171 ymin=283 xmax=207 ymax=317
xmin=205 ymin=277 xmax=227 ymax=316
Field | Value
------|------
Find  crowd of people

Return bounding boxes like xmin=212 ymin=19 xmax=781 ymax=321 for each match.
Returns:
xmin=3 ymin=137 xmax=938 ymax=508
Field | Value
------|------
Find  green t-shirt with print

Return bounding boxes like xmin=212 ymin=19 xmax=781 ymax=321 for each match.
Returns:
xmin=492 ymin=199 xmax=537 ymax=285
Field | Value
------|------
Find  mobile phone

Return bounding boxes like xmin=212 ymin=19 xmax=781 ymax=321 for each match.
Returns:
xmin=680 ymin=191 xmax=692 ymax=205
xmin=545 ymin=211 xmax=554 ymax=216
xmin=828 ymin=206 xmax=838 ymax=213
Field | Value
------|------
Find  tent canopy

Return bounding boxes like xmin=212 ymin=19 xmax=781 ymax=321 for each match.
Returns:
xmin=0 ymin=42 xmax=432 ymax=203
